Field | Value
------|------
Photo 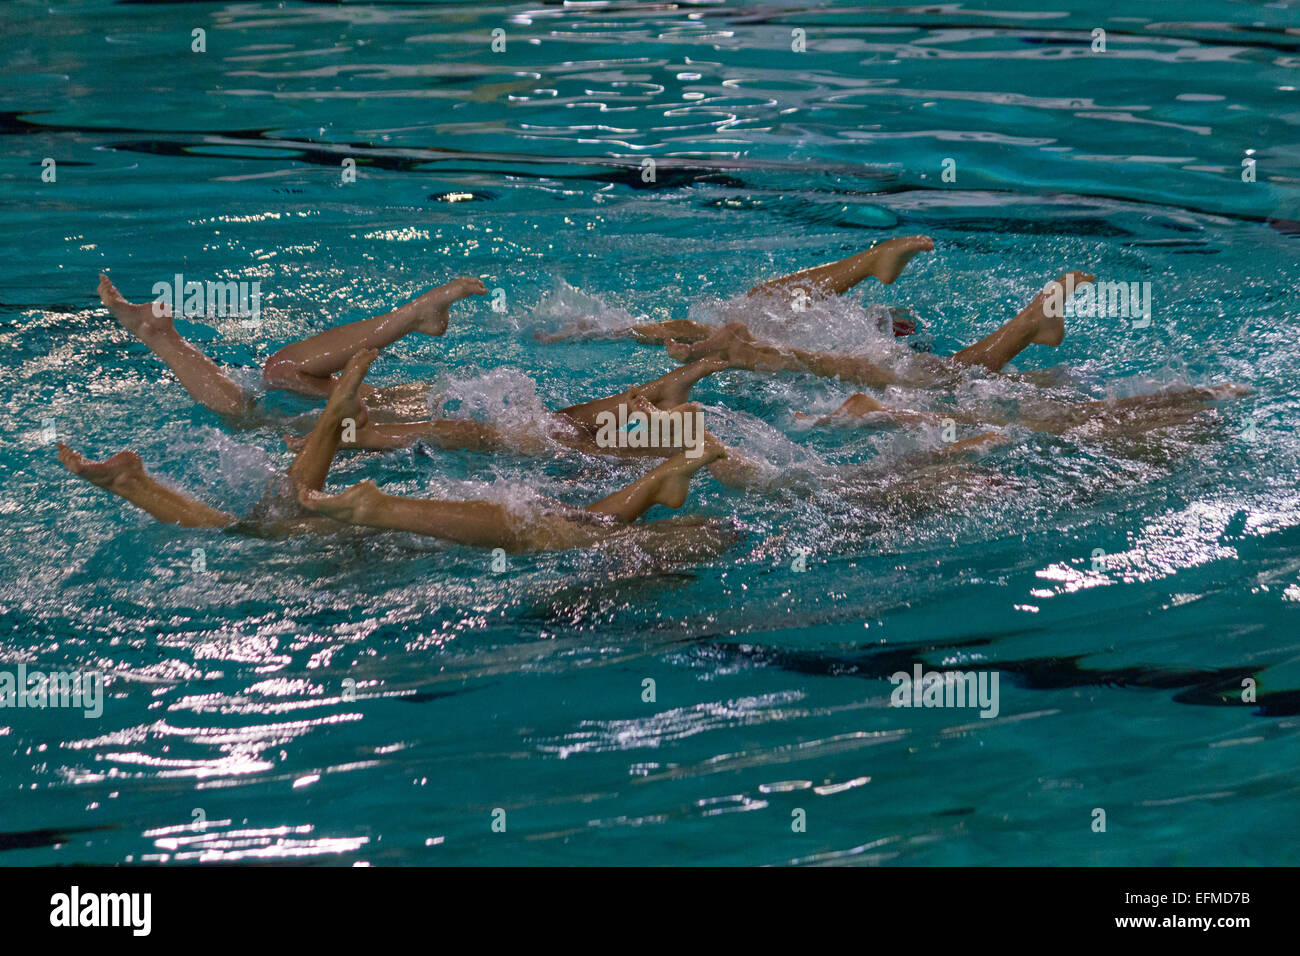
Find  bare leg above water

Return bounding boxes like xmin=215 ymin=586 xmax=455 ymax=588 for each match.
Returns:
xmin=625 ymin=319 xmax=717 ymax=346
xmin=56 ymin=342 xmax=379 ymax=534
xmin=557 ymin=357 xmax=728 ymax=428
xmin=297 ymin=359 xmax=729 ymax=456
xmin=297 ymin=441 xmax=726 ymax=552
xmin=666 ymin=271 xmax=1095 ymax=387
xmin=299 ymin=480 xmax=532 ymax=549
xmin=795 ymin=392 xmax=951 ymax=429
xmin=584 ymin=437 xmax=727 ymax=520
xmin=745 ymin=235 xmax=935 ymax=300
xmin=295 ymin=398 xmax=719 ymax=461
xmin=629 ymin=357 xmax=730 ymax=409
xmin=285 ymin=349 xmax=376 ymax=493
xmin=57 ymin=444 xmax=236 ymax=528
xmin=262 ymin=276 xmax=486 ymax=397
xmin=99 ymin=274 xmax=252 ymax=418
xmin=98 ymin=273 xmax=483 ymax=415
xmin=539 ymin=239 xmax=932 ymax=345
xmin=286 ymin=418 xmax=509 ymax=453
xmin=57 ymin=442 xmax=348 ymax=539
xmin=666 ymin=320 xmax=901 ymax=387
xmin=949 ymin=272 xmax=1092 ymax=373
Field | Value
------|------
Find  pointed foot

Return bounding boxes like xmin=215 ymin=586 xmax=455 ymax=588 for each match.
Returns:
xmin=869 ymin=235 xmax=935 ymax=284
xmin=413 ymin=276 xmax=488 ymax=335
xmin=1034 ymin=271 xmax=1094 ymax=346
xmin=298 ymin=479 xmax=382 ymax=523
xmin=98 ymin=273 xmax=174 ymax=339
xmin=57 ymin=443 xmax=145 ymax=490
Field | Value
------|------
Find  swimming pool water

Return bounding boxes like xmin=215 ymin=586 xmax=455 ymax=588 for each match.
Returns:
xmin=2 ymin=0 xmax=1298 ymax=865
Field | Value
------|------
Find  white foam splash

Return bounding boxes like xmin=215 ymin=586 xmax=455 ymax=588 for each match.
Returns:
xmin=427 ymin=366 xmax=581 ymax=452
xmin=169 ymin=427 xmax=281 ymax=513
xmin=685 ymin=290 xmax=899 ymax=354
xmin=522 ymin=277 xmax=646 ymax=339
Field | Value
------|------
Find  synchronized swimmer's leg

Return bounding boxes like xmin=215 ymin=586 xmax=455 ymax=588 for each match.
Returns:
xmin=57 ymin=444 xmax=236 ymax=528
xmin=299 ymin=480 xmax=530 ymax=550
xmin=625 ymin=319 xmax=717 ymax=346
xmin=664 ymin=270 xmax=1095 ymax=386
xmin=584 ymin=437 xmax=726 ymax=521
xmin=285 ymin=349 xmax=377 ymax=493
xmin=549 ymin=238 xmax=933 ymax=346
xmin=630 ymin=358 xmax=730 ymax=409
xmin=55 ymin=430 xmax=350 ymax=538
xmin=99 ymin=274 xmax=252 ymax=418
xmin=295 ymin=395 xmax=718 ymax=461
xmin=557 ymin=357 xmax=728 ymax=428
xmin=293 ymin=358 xmax=728 ymax=457
xmin=948 ymin=271 xmax=1092 ymax=373
xmin=285 ymin=418 xmax=508 ymax=453
xmin=296 ymin=437 xmax=726 ymax=550
xmin=82 ymin=252 xmax=1249 ymax=560
xmin=745 ymin=235 xmax=935 ymax=300
xmin=99 ymin=272 xmax=485 ymax=413
xmin=262 ymin=276 xmax=486 ymax=397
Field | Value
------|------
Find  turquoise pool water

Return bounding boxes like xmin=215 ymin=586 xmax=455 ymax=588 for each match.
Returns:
xmin=2 ymin=0 xmax=1298 ymax=865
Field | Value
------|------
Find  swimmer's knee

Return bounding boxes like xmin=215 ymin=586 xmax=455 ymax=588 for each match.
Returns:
xmin=263 ymin=355 xmax=328 ymax=396
xmin=262 ymin=354 xmax=300 ymax=391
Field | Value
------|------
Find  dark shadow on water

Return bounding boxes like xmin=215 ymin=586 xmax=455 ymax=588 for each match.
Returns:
xmin=700 ymin=638 xmax=1296 ymax=717
xmin=0 ymin=825 xmax=116 ymax=854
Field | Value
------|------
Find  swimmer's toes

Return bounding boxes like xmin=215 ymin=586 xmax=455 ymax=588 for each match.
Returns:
xmin=97 ymin=274 xmax=126 ymax=305
xmin=414 ymin=277 xmax=486 ymax=335
xmin=454 ymin=276 xmax=488 ymax=297
xmin=56 ymin=443 xmax=85 ymax=474
xmin=297 ymin=487 xmax=327 ymax=510
xmin=872 ymin=235 xmax=935 ymax=283
xmin=302 ymin=480 xmax=380 ymax=521
xmin=99 ymin=274 xmax=172 ymax=336
xmin=840 ymin=393 xmax=886 ymax=416
xmin=60 ymin=447 xmax=143 ymax=487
